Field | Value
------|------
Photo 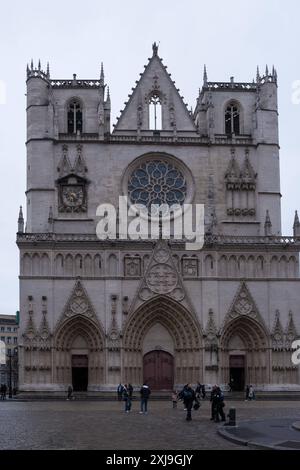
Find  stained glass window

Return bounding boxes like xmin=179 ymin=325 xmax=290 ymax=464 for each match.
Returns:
xmin=225 ymin=103 xmax=240 ymax=135
xmin=128 ymin=159 xmax=187 ymax=212
xmin=67 ymin=100 xmax=83 ymax=134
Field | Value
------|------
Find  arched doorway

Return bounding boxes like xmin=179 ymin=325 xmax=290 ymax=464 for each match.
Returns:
xmin=72 ymin=354 xmax=88 ymax=391
xmin=220 ymin=316 xmax=269 ymax=388
xmin=54 ymin=315 xmax=105 ymax=391
xmin=229 ymin=354 xmax=245 ymax=391
xmin=123 ymin=295 xmax=202 ymax=388
xmin=143 ymin=350 xmax=174 ymax=390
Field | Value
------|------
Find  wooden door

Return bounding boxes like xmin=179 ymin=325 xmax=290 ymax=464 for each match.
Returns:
xmin=143 ymin=350 xmax=174 ymax=390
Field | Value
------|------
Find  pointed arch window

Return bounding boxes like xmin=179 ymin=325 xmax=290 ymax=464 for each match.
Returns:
xmin=67 ymin=99 xmax=83 ymax=134
xmin=225 ymin=102 xmax=240 ymax=135
xmin=149 ymin=93 xmax=162 ymax=130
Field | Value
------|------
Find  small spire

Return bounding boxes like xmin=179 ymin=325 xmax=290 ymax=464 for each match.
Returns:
xmin=26 ymin=64 xmax=30 ymax=77
xmin=106 ymin=86 xmax=111 ymax=106
xmin=100 ymin=62 xmax=104 ymax=83
xmin=31 ymin=59 xmax=34 ymax=70
xmin=203 ymin=64 xmax=208 ymax=87
xmin=265 ymin=64 xmax=269 ymax=76
xmin=256 ymin=66 xmax=260 ymax=82
xmin=48 ymin=206 xmax=54 ymax=228
xmin=152 ymin=42 xmax=158 ymax=56
xmin=264 ymin=210 xmax=272 ymax=236
xmin=18 ymin=206 xmax=24 ymax=233
xmin=46 ymin=62 xmax=50 ymax=78
xmin=293 ymin=210 xmax=300 ymax=237
xmin=38 ymin=59 xmax=41 ymax=71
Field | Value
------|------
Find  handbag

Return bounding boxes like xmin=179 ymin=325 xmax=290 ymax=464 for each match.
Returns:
xmin=193 ymin=402 xmax=200 ymax=410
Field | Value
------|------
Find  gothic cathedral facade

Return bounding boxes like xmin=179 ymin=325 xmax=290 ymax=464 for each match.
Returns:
xmin=17 ymin=44 xmax=300 ymax=394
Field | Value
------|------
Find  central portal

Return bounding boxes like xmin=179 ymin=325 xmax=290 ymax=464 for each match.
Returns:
xmin=72 ymin=354 xmax=88 ymax=391
xmin=143 ymin=350 xmax=174 ymax=390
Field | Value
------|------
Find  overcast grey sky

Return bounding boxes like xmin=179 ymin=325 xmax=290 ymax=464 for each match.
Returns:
xmin=0 ymin=0 xmax=299 ymax=314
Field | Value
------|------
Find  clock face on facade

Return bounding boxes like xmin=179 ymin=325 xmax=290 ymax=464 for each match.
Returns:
xmin=62 ymin=186 xmax=84 ymax=208
xmin=57 ymin=175 xmax=88 ymax=213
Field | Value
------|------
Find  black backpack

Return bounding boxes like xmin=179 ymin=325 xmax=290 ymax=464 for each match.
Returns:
xmin=183 ymin=388 xmax=193 ymax=400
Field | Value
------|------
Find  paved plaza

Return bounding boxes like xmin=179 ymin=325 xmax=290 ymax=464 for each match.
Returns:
xmin=0 ymin=399 xmax=300 ymax=450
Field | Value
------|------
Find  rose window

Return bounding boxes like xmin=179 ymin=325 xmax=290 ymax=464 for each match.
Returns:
xmin=127 ymin=160 xmax=187 ymax=212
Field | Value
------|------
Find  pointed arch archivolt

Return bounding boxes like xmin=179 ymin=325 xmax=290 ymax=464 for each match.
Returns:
xmin=220 ymin=316 xmax=269 ymax=351
xmin=55 ymin=315 xmax=105 ymax=351
xmin=123 ymin=295 xmax=202 ymax=351
xmin=123 ymin=295 xmax=203 ymax=385
xmin=220 ymin=315 xmax=270 ymax=386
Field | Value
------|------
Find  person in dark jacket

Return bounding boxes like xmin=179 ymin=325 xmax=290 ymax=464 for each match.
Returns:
xmin=201 ymin=384 xmax=206 ymax=399
xmin=178 ymin=384 xmax=189 ymax=409
xmin=210 ymin=385 xmax=217 ymax=420
xmin=214 ymin=386 xmax=225 ymax=422
xmin=123 ymin=384 xmax=132 ymax=413
xmin=182 ymin=383 xmax=196 ymax=421
xmin=66 ymin=384 xmax=73 ymax=400
xmin=117 ymin=383 xmax=124 ymax=401
xmin=1 ymin=384 xmax=7 ymax=400
xmin=140 ymin=383 xmax=151 ymax=414
xmin=128 ymin=383 xmax=133 ymax=399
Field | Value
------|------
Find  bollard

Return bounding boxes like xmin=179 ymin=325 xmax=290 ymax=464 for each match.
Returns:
xmin=225 ymin=407 xmax=236 ymax=426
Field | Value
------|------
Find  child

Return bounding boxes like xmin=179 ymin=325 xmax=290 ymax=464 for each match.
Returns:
xmin=172 ymin=390 xmax=178 ymax=409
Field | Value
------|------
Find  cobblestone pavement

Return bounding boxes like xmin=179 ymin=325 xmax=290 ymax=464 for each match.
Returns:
xmin=0 ymin=400 xmax=299 ymax=450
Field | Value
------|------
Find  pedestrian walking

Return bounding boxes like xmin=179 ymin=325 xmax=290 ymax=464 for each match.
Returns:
xmin=201 ymin=384 xmax=206 ymax=399
xmin=214 ymin=386 xmax=226 ymax=422
xmin=178 ymin=384 xmax=189 ymax=410
xmin=245 ymin=384 xmax=250 ymax=401
xmin=140 ymin=382 xmax=151 ymax=414
xmin=117 ymin=383 xmax=124 ymax=401
xmin=172 ymin=390 xmax=178 ymax=409
xmin=248 ymin=385 xmax=255 ymax=400
xmin=210 ymin=385 xmax=217 ymax=420
xmin=123 ymin=384 xmax=132 ymax=413
xmin=66 ymin=384 xmax=74 ymax=400
xmin=181 ymin=383 xmax=197 ymax=421
xmin=128 ymin=383 xmax=133 ymax=399
xmin=1 ymin=384 xmax=7 ymax=400
xmin=195 ymin=382 xmax=202 ymax=400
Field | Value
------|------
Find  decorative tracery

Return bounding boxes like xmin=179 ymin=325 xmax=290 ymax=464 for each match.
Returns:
xmin=128 ymin=159 xmax=187 ymax=211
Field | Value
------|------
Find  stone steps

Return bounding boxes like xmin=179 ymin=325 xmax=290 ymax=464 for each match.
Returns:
xmin=14 ymin=391 xmax=300 ymax=401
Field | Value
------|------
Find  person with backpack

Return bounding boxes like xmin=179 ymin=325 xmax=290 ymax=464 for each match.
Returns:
xmin=182 ymin=383 xmax=197 ymax=421
xmin=139 ymin=382 xmax=151 ymax=414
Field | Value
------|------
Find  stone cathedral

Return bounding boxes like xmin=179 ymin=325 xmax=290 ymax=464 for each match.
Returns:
xmin=17 ymin=43 xmax=300 ymax=395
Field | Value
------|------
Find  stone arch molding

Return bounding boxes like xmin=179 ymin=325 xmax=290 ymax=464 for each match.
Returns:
xmin=220 ymin=316 xmax=269 ymax=351
xmin=123 ymin=294 xmax=203 ymax=385
xmin=123 ymin=295 xmax=202 ymax=351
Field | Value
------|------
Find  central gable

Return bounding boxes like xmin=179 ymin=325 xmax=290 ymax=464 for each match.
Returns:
xmin=113 ymin=43 xmax=196 ymax=133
